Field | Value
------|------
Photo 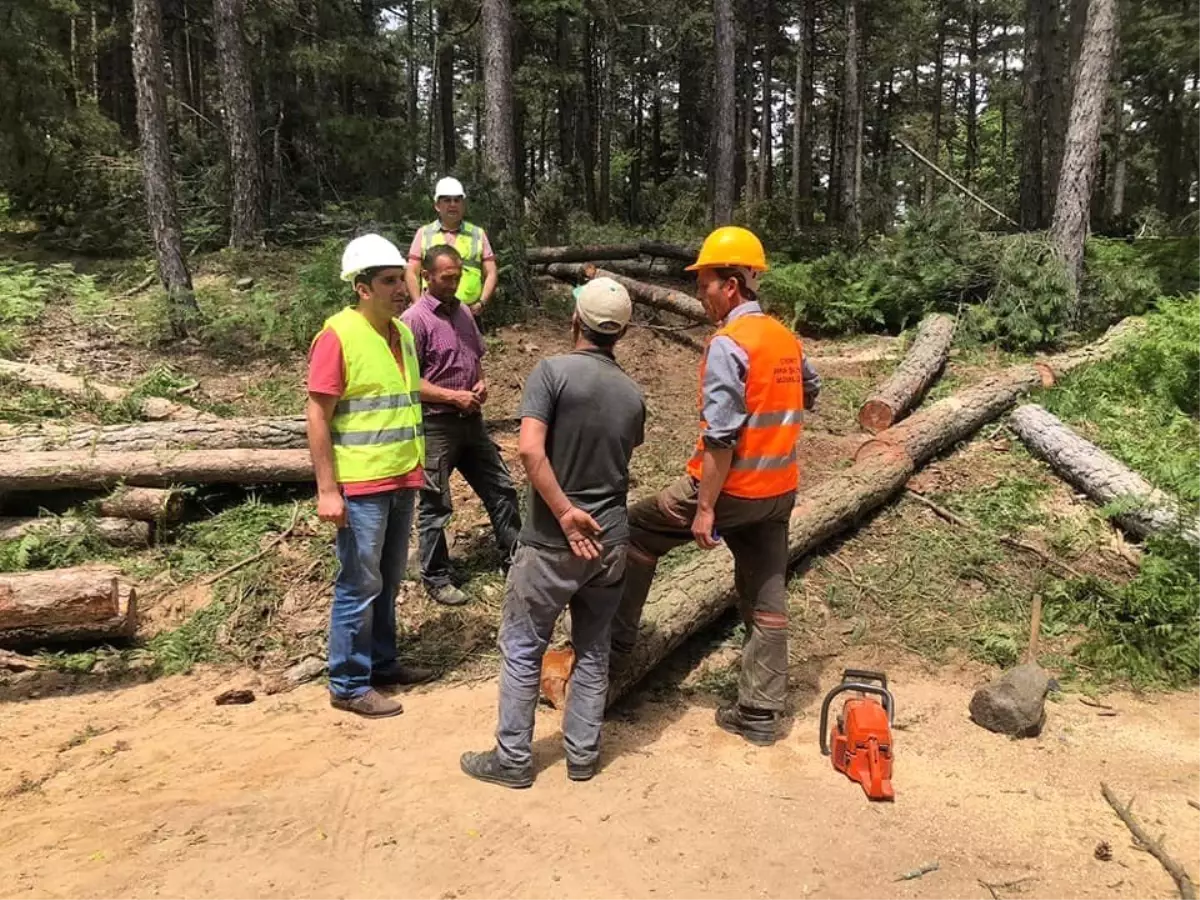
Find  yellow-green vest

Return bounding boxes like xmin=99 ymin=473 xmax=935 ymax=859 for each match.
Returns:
xmin=318 ymin=307 xmax=424 ymax=485
xmin=419 ymin=220 xmax=485 ymax=305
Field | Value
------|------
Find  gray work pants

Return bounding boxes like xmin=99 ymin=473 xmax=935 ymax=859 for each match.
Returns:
xmin=495 ymin=543 xmax=627 ymax=770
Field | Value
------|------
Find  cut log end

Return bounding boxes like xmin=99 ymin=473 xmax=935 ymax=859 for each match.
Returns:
xmin=0 ymin=565 xmax=138 ymax=648
xmin=858 ymin=399 xmax=897 ymax=434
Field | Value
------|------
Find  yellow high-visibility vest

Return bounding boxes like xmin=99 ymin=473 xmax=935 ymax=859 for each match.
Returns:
xmin=419 ymin=221 xmax=485 ymax=304
xmin=318 ymin=307 xmax=424 ymax=484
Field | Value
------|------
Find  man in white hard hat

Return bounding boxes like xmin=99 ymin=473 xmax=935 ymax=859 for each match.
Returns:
xmin=307 ymin=233 xmax=435 ymax=719
xmin=405 ymin=177 xmax=498 ymax=317
xmin=461 ymin=278 xmax=646 ymax=789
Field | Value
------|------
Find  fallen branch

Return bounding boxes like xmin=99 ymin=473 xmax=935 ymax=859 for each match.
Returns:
xmin=545 ymin=263 xmax=707 ymax=323
xmin=113 ymin=273 xmax=156 ymax=300
xmin=0 ymin=359 xmax=202 ymax=422
xmin=1101 ymin=782 xmax=1197 ymax=899
xmin=858 ymin=314 xmax=956 ymax=433
xmin=894 ymin=135 xmax=1018 ymax=226
xmin=895 ymin=861 xmax=939 ymax=882
xmin=202 ymin=503 xmax=301 ymax=585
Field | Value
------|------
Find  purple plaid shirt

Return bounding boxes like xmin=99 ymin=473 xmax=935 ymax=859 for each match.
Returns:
xmin=401 ymin=293 xmax=485 ymax=416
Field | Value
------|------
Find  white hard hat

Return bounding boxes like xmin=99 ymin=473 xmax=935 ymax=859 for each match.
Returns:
xmin=434 ymin=176 xmax=466 ymax=199
xmin=340 ymin=234 xmax=406 ymax=282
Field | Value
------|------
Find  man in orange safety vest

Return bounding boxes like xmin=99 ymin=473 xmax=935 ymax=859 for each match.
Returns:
xmin=609 ymin=225 xmax=820 ymax=747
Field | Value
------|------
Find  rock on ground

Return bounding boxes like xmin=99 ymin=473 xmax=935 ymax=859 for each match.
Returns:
xmin=969 ymin=662 xmax=1052 ymax=737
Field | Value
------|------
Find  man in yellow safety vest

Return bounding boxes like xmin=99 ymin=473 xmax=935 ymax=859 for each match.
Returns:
xmin=307 ymin=233 xmax=436 ymax=719
xmin=405 ymin=176 xmax=498 ymax=317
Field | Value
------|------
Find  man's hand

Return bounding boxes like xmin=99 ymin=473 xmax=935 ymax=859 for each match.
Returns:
xmin=317 ymin=489 xmax=347 ymax=528
xmin=691 ymin=507 xmax=720 ymax=550
xmin=558 ymin=506 xmax=604 ymax=560
xmin=470 ymin=303 xmax=484 ymax=318
xmin=471 ymin=378 xmax=488 ymax=405
xmin=451 ymin=389 xmax=481 ymax=413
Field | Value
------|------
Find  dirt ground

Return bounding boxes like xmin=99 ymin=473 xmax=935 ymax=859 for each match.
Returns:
xmin=1 ymin=661 xmax=1197 ymax=900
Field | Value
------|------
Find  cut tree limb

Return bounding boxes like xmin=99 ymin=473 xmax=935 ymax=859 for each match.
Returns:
xmin=526 ymin=243 xmax=642 ymax=264
xmin=0 ymin=359 xmax=202 ymax=421
xmin=545 ymin=263 xmax=707 ymax=323
xmin=859 ymin=313 xmax=956 ymax=432
xmin=1009 ymin=404 xmax=1198 ymax=545
xmin=0 ymin=565 xmax=137 ymax=648
xmin=96 ymin=486 xmax=184 ymax=523
xmin=583 ymin=317 xmax=1144 ymax=707
xmin=1101 ymin=782 xmax=1197 ymax=900
xmin=0 ymin=516 xmax=151 ymax=547
xmin=0 ymin=449 xmax=314 ymax=491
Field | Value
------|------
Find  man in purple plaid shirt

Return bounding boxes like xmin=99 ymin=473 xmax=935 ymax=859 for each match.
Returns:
xmin=402 ymin=244 xmax=522 ymax=607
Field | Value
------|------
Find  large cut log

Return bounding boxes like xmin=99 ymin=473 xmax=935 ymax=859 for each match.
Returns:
xmin=858 ymin=314 xmax=956 ymax=433
xmin=0 ymin=516 xmax=151 ymax=547
xmin=0 ymin=565 xmax=137 ymax=648
xmin=1009 ymin=404 xmax=1199 ymax=545
xmin=0 ymin=359 xmax=202 ymax=421
xmin=586 ymin=259 xmax=689 ymax=280
xmin=527 ymin=243 xmax=642 ymax=264
xmin=637 ymin=241 xmax=701 ymax=262
xmin=577 ymin=317 xmax=1146 ymax=706
xmin=0 ymin=449 xmax=314 ymax=491
xmin=96 ymin=486 xmax=184 ymax=523
xmin=545 ymin=263 xmax=707 ymax=323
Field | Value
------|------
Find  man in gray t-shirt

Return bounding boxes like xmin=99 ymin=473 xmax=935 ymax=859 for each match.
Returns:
xmin=461 ymin=278 xmax=645 ymax=789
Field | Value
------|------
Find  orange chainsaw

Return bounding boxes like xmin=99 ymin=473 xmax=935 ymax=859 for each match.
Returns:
xmin=819 ymin=669 xmax=895 ymax=801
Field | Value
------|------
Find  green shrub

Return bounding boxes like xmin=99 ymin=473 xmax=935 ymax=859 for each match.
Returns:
xmin=1081 ymin=239 xmax=1161 ymax=324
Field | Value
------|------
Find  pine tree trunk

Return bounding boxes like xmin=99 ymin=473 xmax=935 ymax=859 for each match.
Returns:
xmin=555 ymin=10 xmax=574 ymax=171
xmin=840 ymin=0 xmax=863 ymax=240
xmin=757 ymin=0 xmax=773 ymax=201
xmin=598 ymin=42 xmax=613 ymax=223
xmin=131 ymin=0 xmax=197 ymax=338
xmin=791 ymin=0 xmax=814 ymax=229
xmin=965 ymin=2 xmax=980 ymax=186
xmin=1042 ymin=0 xmax=1066 ymax=223
xmin=1050 ymin=0 xmax=1117 ymax=297
xmin=741 ymin=49 xmax=756 ymax=205
xmin=928 ymin=10 xmax=946 ymax=204
xmin=1019 ymin=0 xmax=1045 ymax=227
xmin=406 ymin=0 xmax=418 ymax=172
xmin=579 ymin=22 xmax=598 ymax=218
xmin=437 ymin=2 xmax=456 ymax=171
xmin=214 ymin=0 xmax=263 ymax=249
xmin=711 ymin=0 xmax=736 ymax=225
xmin=1108 ymin=90 xmax=1126 ymax=220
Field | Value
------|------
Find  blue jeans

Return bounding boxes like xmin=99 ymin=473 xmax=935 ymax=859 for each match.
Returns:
xmin=328 ymin=489 xmax=416 ymax=699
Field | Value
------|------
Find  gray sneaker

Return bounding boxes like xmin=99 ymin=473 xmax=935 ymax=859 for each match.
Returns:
xmin=329 ymin=688 xmax=403 ymax=718
xmin=428 ymin=583 xmax=469 ymax=607
xmin=460 ymin=749 xmax=534 ymax=789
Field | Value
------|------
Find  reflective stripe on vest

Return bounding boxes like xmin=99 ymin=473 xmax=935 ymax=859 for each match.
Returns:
xmin=419 ymin=221 xmax=485 ymax=304
xmin=685 ymin=312 xmax=805 ymax=499
xmin=318 ymin=307 xmax=425 ymax=485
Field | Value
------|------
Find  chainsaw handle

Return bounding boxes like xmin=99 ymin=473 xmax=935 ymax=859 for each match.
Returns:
xmin=841 ymin=669 xmax=888 ymax=689
xmin=819 ymin=682 xmax=895 ymax=756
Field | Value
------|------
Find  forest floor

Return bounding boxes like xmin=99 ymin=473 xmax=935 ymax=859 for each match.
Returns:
xmin=0 ymin=248 xmax=1197 ymax=898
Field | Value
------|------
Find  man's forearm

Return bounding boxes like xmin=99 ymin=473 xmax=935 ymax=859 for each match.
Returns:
xmin=419 ymin=378 xmax=460 ymax=405
xmin=696 ymin=447 xmax=734 ymax=513
xmin=522 ymin=450 xmax=572 ymax=519
xmin=305 ymin=401 xmax=339 ymax=496
xmin=480 ymin=260 xmax=498 ymax=304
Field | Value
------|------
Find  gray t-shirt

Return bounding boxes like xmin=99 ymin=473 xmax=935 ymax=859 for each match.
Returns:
xmin=518 ymin=349 xmax=646 ymax=550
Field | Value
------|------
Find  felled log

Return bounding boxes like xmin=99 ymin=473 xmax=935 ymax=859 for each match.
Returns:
xmin=0 ymin=516 xmax=151 ymax=547
xmin=545 ymin=263 xmax=707 ymax=323
xmin=526 ymin=243 xmax=642 ymax=264
xmin=96 ymin=487 xmax=184 ymax=523
xmin=589 ymin=259 xmax=690 ymax=280
xmin=584 ymin=317 xmax=1145 ymax=706
xmin=0 ymin=449 xmax=313 ymax=491
xmin=637 ymin=241 xmax=700 ymax=262
xmin=858 ymin=314 xmax=956 ymax=433
xmin=0 ymin=565 xmax=137 ymax=648
xmin=1009 ymin=404 xmax=1198 ymax=545
xmin=0 ymin=359 xmax=202 ymax=421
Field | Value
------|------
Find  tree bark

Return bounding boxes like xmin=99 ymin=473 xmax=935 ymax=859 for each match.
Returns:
xmin=131 ymin=0 xmax=197 ymax=337
xmin=1108 ymin=87 xmax=1126 ymax=220
xmin=1019 ymin=0 xmax=1046 ymax=227
xmin=0 ymin=566 xmax=137 ymax=649
xmin=1042 ymin=0 xmax=1067 ymax=222
xmin=791 ymin=8 xmax=806 ymax=230
xmin=965 ymin=2 xmax=980 ymax=186
xmin=576 ymin=316 xmax=1145 ymax=705
xmin=406 ymin=0 xmax=418 ymax=172
xmin=928 ymin=9 xmax=946 ymax=204
xmin=1050 ymin=0 xmax=1117 ymax=296
xmin=0 ymin=517 xmax=151 ymax=548
xmin=526 ymin=244 xmax=643 ymax=264
xmin=598 ymin=41 xmax=613 ymax=223
xmin=437 ymin=1 xmax=457 ymax=171
xmin=0 ymin=449 xmax=314 ymax=491
xmin=858 ymin=314 xmax=956 ymax=433
xmin=712 ymin=0 xmax=736 ymax=225
xmin=1009 ymin=405 xmax=1197 ymax=545
xmin=840 ymin=0 xmax=863 ymax=239
xmin=576 ymin=259 xmax=689 ymax=280
xmin=96 ymin=487 xmax=185 ymax=522
xmin=545 ymin=265 xmax=707 ymax=322
xmin=757 ymin=0 xmax=774 ymax=201
xmin=0 ymin=359 xmax=201 ymax=421
xmin=214 ymin=0 xmax=263 ymax=249
xmin=579 ymin=21 xmax=598 ymax=218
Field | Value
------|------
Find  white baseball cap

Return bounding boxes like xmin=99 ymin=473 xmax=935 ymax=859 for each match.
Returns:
xmin=573 ymin=277 xmax=632 ymax=334
xmin=434 ymin=177 xmax=466 ymax=199
xmin=340 ymin=234 xmax=406 ymax=281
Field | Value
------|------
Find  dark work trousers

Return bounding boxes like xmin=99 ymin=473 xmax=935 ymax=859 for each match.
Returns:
xmin=610 ymin=476 xmax=795 ymax=711
xmin=418 ymin=412 xmax=522 ymax=588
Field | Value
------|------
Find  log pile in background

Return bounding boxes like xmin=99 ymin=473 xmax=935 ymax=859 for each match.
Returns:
xmin=547 ymin=263 xmax=706 ymax=323
xmin=0 ymin=517 xmax=150 ymax=547
xmin=1009 ymin=403 xmax=1198 ymax=546
xmin=858 ymin=314 xmax=956 ymax=433
xmin=0 ymin=565 xmax=137 ymax=648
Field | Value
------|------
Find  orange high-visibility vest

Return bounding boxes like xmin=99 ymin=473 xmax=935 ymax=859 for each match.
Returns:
xmin=686 ymin=312 xmax=805 ymax=499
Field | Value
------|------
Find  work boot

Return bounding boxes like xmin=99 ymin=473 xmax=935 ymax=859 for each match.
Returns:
xmin=460 ymin=749 xmax=534 ymax=789
xmin=330 ymin=688 xmax=403 ymax=719
xmin=566 ymin=761 xmax=597 ymax=782
xmin=428 ymin=583 xmax=469 ymax=607
xmin=371 ymin=662 xmax=436 ymax=687
xmin=715 ymin=704 xmax=778 ymax=746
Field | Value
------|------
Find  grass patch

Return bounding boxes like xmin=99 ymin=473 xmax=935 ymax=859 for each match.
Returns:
xmin=937 ymin=476 xmax=1050 ymax=536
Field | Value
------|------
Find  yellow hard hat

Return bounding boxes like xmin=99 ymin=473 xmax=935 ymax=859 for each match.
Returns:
xmin=686 ymin=226 xmax=769 ymax=272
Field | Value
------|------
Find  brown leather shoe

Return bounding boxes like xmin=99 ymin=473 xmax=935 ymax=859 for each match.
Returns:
xmin=330 ymin=688 xmax=403 ymax=718
xmin=371 ymin=662 xmax=436 ymax=687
